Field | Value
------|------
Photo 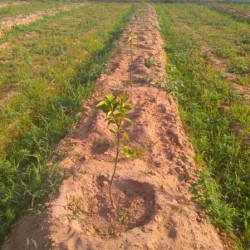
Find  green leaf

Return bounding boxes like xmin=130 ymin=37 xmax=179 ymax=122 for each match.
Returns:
xmin=124 ymin=118 xmax=133 ymax=124
xmin=123 ymin=104 xmax=133 ymax=111
xmin=107 ymin=111 xmax=113 ymax=116
xmin=123 ymin=132 xmax=130 ymax=141
xmin=96 ymin=100 xmax=107 ymax=108
xmin=107 ymin=119 xmax=116 ymax=126
xmin=106 ymin=93 xmax=115 ymax=102
xmin=121 ymin=146 xmax=136 ymax=158
xmin=108 ymin=128 xmax=116 ymax=134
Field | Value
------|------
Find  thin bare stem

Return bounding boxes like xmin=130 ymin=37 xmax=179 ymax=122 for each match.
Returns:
xmin=109 ymin=125 xmax=121 ymax=209
xmin=130 ymin=46 xmax=133 ymax=86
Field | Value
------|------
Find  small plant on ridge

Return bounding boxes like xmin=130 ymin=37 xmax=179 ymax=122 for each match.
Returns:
xmin=96 ymin=92 xmax=134 ymax=209
xmin=144 ymin=56 xmax=157 ymax=68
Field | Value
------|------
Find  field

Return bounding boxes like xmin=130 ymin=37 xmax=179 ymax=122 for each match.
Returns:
xmin=0 ymin=1 xmax=135 ymax=240
xmin=211 ymin=2 xmax=250 ymax=23
xmin=0 ymin=2 xmax=69 ymax=19
xmin=156 ymin=3 xmax=250 ymax=248
xmin=0 ymin=1 xmax=249 ymax=249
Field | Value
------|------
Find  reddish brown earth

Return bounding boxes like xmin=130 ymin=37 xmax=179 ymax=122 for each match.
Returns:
xmin=0 ymin=3 xmax=85 ymax=38
xmin=2 ymin=5 xmax=227 ymax=250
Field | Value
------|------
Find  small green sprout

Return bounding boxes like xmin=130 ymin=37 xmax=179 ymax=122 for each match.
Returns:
xmin=66 ymin=199 xmax=85 ymax=224
xmin=118 ymin=208 xmax=127 ymax=223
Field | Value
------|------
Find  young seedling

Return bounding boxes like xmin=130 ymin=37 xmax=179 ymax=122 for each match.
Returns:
xmin=96 ymin=93 xmax=134 ymax=209
xmin=118 ymin=208 xmax=127 ymax=224
xmin=66 ymin=199 xmax=85 ymax=224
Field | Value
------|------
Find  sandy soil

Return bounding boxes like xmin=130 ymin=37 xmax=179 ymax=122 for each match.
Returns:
xmin=0 ymin=3 xmax=85 ymax=38
xmin=2 ymin=5 xmax=228 ymax=250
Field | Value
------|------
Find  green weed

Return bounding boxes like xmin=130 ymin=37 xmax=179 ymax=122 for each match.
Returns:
xmin=228 ymin=60 xmax=249 ymax=74
xmin=118 ymin=208 xmax=127 ymax=223
xmin=173 ymin=205 xmax=188 ymax=215
xmin=144 ymin=56 xmax=157 ymax=68
xmin=66 ymin=199 xmax=85 ymax=224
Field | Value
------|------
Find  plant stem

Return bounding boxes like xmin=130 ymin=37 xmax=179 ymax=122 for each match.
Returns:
xmin=129 ymin=36 xmax=133 ymax=86
xmin=109 ymin=125 xmax=121 ymax=209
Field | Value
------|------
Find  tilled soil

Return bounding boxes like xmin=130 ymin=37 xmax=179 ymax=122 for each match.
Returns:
xmin=0 ymin=3 xmax=85 ymax=38
xmin=2 ymin=5 xmax=226 ymax=250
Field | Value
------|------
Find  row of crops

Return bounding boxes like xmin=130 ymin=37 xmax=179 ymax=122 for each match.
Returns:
xmin=171 ymin=4 xmax=250 ymax=84
xmin=0 ymin=1 xmax=71 ymax=18
xmin=0 ymin=1 xmax=249 ymax=248
xmin=0 ymin=2 xmax=135 ymax=240
xmin=156 ymin=3 xmax=249 ymax=248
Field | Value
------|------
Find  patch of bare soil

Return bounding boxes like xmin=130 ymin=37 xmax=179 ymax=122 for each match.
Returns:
xmin=213 ymin=5 xmax=250 ymax=24
xmin=2 ymin=5 xmax=227 ymax=250
xmin=0 ymin=3 xmax=85 ymax=38
xmin=0 ymin=86 xmax=20 ymax=107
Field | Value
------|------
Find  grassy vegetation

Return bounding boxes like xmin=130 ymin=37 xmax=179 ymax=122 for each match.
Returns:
xmin=212 ymin=3 xmax=250 ymax=12
xmin=170 ymin=4 xmax=250 ymax=86
xmin=156 ymin=4 xmax=250 ymax=249
xmin=210 ymin=3 xmax=250 ymax=27
xmin=0 ymin=1 xmax=69 ymax=19
xmin=0 ymin=2 xmax=135 ymax=241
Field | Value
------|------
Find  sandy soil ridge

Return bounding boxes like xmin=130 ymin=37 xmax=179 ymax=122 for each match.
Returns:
xmin=2 ymin=5 xmax=225 ymax=250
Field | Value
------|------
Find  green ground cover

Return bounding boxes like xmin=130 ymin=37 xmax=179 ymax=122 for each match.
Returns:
xmin=0 ymin=1 xmax=70 ymax=19
xmin=213 ymin=3 xmax=250 ymax=12
xmin=0 ymin=2 xmax=135 ymax=241
xmin=169 ymin=4 xmax=250 ymax=86
xmin=210 ymin=3 xmax=250 ymax=29
xmin=156 ymin=4 xmax=250 ymax=249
